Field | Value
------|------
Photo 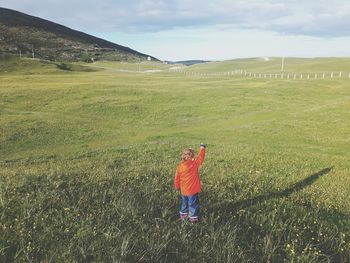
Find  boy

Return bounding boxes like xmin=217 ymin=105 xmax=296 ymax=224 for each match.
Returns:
xmin=174 ymin=143 xmax=206 ymax=223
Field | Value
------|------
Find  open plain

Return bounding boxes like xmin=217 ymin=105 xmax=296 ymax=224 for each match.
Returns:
xmin=1 ymin=57 xmax=350 ymax=262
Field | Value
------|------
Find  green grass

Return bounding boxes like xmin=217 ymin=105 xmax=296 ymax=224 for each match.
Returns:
xmin=1 ymin=57 xmax=350 ymax=262
xmin=189 ymin=57 xmax=350 ymax=73
xmin=0 ymin=57 xmax=100 ymax=74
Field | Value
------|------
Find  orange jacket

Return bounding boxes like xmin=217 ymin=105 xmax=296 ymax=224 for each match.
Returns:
xmin=174 ymin=147 xmax=206 ymax=196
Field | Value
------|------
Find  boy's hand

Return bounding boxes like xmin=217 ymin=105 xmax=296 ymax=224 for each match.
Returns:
xmin=200 ymin=143 xmax=206 ymax=148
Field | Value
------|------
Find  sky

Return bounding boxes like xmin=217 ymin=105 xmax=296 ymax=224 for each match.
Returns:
xmin=1 ymin=0 xmax=350 ymax=61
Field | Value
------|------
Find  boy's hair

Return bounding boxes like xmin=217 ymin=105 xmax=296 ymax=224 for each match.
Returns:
xmin=182 ymin=148 xmax=195 ymax=161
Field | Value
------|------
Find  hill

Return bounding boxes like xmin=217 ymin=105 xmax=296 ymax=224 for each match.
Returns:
xmin=166 ymin=60 xmax=211 ymax=66
xmin=187 ymin=57 xmax=350 ymax=73
xmin=0 ymin=7 xmax=157 ymax=62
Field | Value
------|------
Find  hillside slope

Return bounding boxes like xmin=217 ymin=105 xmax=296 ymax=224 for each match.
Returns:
xmin=0 ymin=7 xmax=156 ymax=62
xmin=187 ymin=57 xmax=350 ymax=73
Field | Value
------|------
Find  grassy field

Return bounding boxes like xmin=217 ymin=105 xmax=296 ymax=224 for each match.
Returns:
xmin=1 ymin=57 xmax=350 ymax=262
xmin=188 ymin=57 xmax=350 ymax=74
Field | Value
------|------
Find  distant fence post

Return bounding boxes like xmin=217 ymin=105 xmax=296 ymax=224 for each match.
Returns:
xmin=181 ymin=69 xmax=350 ymax=81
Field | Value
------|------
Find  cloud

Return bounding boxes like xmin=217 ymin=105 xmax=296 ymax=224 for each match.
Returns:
xmin=1 ymin=0 xmax=350 ymax=37
xmin=95 ymin=26 xmax=350 ymax=61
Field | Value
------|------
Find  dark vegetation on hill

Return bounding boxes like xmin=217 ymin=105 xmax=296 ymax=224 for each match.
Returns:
xmin=0 ymin=7 xmax=157 ymax=62
xmin=0 ymin=56 xmax=100 ymax=74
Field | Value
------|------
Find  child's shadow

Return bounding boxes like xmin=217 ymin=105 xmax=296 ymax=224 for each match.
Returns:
xmin=211 ymin=167 xmax=333 ymax=213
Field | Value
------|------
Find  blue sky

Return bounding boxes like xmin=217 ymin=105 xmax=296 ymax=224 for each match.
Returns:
xmin=2 ymin=0 xmax=350 ymax=60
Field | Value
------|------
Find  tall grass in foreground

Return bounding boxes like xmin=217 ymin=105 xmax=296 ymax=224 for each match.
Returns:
xmin=1 ymin=144 xmax=349 ymax=262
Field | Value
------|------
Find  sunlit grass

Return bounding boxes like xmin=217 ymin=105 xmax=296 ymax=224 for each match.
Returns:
xmin=1 ymin=58 xmax=350 ymax=262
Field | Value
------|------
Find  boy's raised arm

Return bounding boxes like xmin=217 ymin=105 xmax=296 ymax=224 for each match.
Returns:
xmin=196 ymin=143 xmax=206 ymax=167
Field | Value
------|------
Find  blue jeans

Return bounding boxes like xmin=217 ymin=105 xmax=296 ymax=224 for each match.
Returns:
xmin=180 ymin=194 xmax=200 ymax=220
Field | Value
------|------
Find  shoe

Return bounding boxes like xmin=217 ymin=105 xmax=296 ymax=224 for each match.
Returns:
xmin=180 ymin=213 xmax=188 ymax=220
xmin=189 ymin=217 xmax=199 ymax=224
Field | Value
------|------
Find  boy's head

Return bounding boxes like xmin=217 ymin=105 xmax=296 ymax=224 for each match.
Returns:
xmin=182 ymin=148 xmax=195 ymax=161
